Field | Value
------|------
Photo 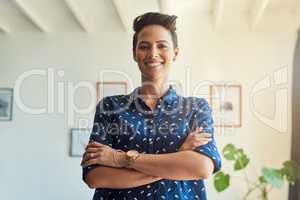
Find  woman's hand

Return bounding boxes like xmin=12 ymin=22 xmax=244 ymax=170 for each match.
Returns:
xmin=179 ymin=127 xmax=212 ymax=151
xmin=81 ymin=142 xmax=125 ymax=168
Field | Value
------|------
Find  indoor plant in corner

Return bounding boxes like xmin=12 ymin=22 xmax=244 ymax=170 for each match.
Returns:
xmin=213 ymin=144 xmax=300 ymax=200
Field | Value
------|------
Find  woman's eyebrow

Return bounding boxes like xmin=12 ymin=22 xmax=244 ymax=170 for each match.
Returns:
xmin=139 ymin=40 xmax=169 ymax=44
xmin=156 ymin=40 xmax=169 ymax=44
xmin=138 ymin=40 xmax=170 ymax=45
xmin=138 ymin=41 xmax=150 ymax=45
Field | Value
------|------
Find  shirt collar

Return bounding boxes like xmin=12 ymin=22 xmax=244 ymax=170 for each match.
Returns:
xmin=129 ymin=85 xmax=178 ymax=105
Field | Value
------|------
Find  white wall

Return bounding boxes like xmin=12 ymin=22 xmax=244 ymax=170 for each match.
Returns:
xmin=0 ymin=12 xmax=298 ymax=200
xmin=175 ymin=11 xmax=298 ymax=200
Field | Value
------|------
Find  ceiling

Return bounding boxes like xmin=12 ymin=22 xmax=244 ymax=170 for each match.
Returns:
xmin=0 ymin=0 xmax=299 ymax=33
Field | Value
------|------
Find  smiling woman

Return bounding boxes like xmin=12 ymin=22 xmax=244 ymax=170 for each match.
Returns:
xmin=133 ymin=15 xmax=178 ymax=86
xmin=81 ymin=12 xmax=221 ymax=200
xmin=134 ymin=24 xmax=178 ymax=85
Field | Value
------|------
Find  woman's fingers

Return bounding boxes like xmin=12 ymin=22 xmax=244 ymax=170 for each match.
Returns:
xmin=196 ymin=133 xmax=212 ymax=138
xmin=82 ymin=158 xmax=98 ymax=167
xmin=194 ymin=137 xmax=212 ymax=143
xmin=86 ymin=147 xmax=100 ymax=153
xmin=81 ymin=152 xmax=89 ymax=165
xmin=82 ymin=145 xmax=102 ymax=164
xmin=191 ymin=132 xmax=212 ymax=139
xmin=81 ymin=151 xmax=101 ymax=166
xmin=191 ymin=127 xmax=211 ymax=136
xmin=197 ymin=127 xmax=203 ymax=132
xmin=85 ymin=142 xmax=104 ymax=150
xmin=193 ymin=138 xmax=212 ymax=146
xmin=192 ymin=127 xmax=203 ymax=134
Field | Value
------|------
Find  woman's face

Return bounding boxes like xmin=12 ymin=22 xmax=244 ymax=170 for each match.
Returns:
xmin=133 ymin=25 xmax=178 ymax=82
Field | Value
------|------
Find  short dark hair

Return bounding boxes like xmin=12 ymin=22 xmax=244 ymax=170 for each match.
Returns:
xmin=132 ymin=12 xmax=178 ymax=50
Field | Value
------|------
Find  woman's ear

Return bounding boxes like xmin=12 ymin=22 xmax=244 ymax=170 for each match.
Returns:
xmin=173 ymin=47 xmax=179 ymax=61
xmin=133 ymin=49 xmax=137 ymax=62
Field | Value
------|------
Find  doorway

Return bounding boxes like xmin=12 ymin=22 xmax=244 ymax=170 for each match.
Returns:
xmin=290 ymin=30 xmax=300 ymax=200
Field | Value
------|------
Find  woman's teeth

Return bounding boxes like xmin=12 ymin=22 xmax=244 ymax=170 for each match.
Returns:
xmin=146 ymin=62 xmax=162 ymax=67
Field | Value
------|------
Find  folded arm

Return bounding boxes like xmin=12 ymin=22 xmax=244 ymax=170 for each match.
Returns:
xmin=129 ymin=150 xmax=214 ymax=180
xmin=84 ymin=151 xmax=213 ymax=189
xmin=84 ymin=166 xmax=161 ymax=189
xmin=82 ymin=128 xmax=214 ymax=188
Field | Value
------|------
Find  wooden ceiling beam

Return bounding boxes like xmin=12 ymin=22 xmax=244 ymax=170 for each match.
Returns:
xmin=159 ymin=0 xmax=170 ymax=14
xmin=213 ymin=0 xmax=225 ymax=30
xmin=0 ymin=24 xmax=10 ymax=33
xmin=251 ymin=0 xmax=270 ymax=30
xmin=112 ymin=0 xmax=131 ymax=32
xmin=64 ymin=0 xmax=90 ymax=32
xmin=13 ymin=0 xmax=48 ymax=32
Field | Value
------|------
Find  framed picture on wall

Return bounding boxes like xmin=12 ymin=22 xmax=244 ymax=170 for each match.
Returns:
xmin=0 ymin=88 xmax=13 ymax=121
xmin=96 ymin=81 xmax=128 ymax=102
xmin=209 ymin=84 xmax=242 ymax=127
xmin=70 ymin=128 xmax=91 ymax=157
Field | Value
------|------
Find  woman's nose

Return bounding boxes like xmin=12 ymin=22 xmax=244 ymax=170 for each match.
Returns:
xmin=148 ymin=47 xmax=159 ymax=58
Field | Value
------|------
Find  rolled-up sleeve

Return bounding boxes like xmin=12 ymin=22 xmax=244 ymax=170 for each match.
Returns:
xmin=82 ymin=97 xmax=113 ymax=183
xmin=192 ymin=98 xmax=222 ymax=174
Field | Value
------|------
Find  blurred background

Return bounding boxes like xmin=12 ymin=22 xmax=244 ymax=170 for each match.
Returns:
xmin=0 ymin=0 xmax=299 ymax=199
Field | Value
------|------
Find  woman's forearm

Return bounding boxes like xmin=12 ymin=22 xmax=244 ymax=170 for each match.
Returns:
xmin=129 ymin=151 xmax=214 ymax=180
xmin=85 ymin=166 xmax=161 ymax=189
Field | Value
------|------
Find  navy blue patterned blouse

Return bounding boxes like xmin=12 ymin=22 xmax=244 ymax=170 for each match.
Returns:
xmin=82 ymin=85 xmax=221 ymax=200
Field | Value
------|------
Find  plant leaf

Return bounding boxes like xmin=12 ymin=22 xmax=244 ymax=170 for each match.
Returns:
xmin=259 ymin=175 xmax=267 ymax=184
xmin=235 ymin=148 xmax=244 ymax=158
xmin=262 ymin=167 xmax=284 ymax=189
xmin=223 ymin=144 xmax=236 ymax=161
xmin=234 ymin=154 xmax=249 ymax=170
xmin=262 ymin=186 xmax=268 ymax=200
xmin=214 ymin=171 xmax=230 ymax=192
xmin=281 ymin=160 xmax=300 ymax=184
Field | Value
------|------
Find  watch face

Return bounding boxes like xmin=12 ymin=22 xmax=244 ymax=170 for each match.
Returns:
xmin=127 ymin=150 xmax=138 ymax=157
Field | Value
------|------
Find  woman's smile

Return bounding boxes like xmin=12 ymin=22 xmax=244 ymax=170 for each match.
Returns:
xmin=144 ymin=59 xmax=164 ymax=68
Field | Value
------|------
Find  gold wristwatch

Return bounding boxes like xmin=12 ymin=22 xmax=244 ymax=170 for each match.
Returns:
xmin=125 ymin=150 xmax=140 ymax=167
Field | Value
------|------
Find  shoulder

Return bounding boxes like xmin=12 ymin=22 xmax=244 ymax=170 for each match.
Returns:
xmin=183 ymin=96 xmax=212 ymax=112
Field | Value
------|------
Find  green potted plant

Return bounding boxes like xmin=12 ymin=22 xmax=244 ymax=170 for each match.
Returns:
xmin=214 ymin=144 xmax=300 ymax=200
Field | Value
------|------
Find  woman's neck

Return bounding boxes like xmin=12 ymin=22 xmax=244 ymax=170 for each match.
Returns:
xmin=139 ymin=76 xmax=169 ymax=100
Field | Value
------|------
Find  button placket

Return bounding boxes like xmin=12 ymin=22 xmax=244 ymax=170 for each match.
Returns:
xmin=147 ymin=116 xmax=155 ymax=153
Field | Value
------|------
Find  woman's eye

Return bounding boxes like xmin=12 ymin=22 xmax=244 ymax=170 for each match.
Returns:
xmin=138 ymin=45 xmax=148 ymax=50
xmin=158 ymin=44 xmax=168 ymax=49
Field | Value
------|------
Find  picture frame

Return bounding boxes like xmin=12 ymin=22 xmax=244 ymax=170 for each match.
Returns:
xmin=96 ymin=81 xmax=128 ymax=102
xmin=209 ymin=84 xmax=242 ymax=127
xmin=0 ymin=88 xmax=13 ymax=121
xmin=70 ymin=128 xmax=91 ymax=157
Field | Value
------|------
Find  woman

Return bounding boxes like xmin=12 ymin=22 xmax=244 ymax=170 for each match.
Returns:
xmin=81 ymin=12 xmax=221 ymax=200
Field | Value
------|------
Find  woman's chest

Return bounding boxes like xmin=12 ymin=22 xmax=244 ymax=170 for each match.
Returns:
xmin=111 ymin=107 xmax=195 ymax=153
